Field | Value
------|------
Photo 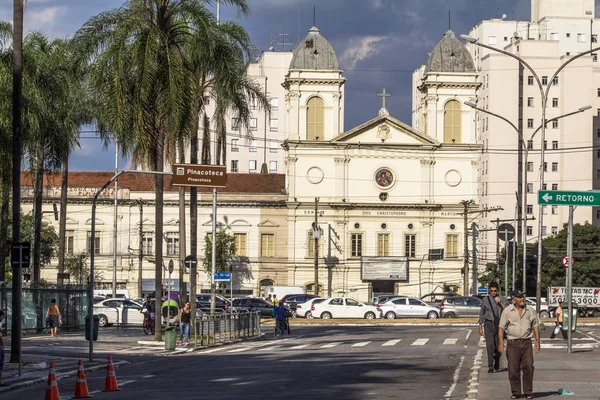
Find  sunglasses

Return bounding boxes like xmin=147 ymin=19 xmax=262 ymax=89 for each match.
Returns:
xmin=490 ymin=290 xmax=498 ymax=293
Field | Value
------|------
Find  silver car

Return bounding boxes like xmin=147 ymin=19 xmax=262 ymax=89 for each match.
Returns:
xmin=378 ymin=297 xmax=440 ymax=319
xmin=440 ymin=296 xmax=481 ymax=318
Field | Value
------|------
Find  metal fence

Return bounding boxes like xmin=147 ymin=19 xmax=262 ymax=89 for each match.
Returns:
xmin=194 ymin=311 xmax=261 ymax=346
xmin=0 ymin=283 xmax=89 ymax=334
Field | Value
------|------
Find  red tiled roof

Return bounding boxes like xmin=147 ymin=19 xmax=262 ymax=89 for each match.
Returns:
xmin=20 ymin=171 xmax=285 ymax=194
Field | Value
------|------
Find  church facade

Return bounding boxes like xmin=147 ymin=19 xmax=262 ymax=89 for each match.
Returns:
xmin=283 ymin=27 xmax=481 ymax=301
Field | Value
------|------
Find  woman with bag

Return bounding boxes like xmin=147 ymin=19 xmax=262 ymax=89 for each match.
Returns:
xmin=178 ymin=301 xmax=191 ymax=346
xmin=550 ymin=300 xmax=568 ymax=339
xmin=46 ymin=299 xmax=62 ymax=337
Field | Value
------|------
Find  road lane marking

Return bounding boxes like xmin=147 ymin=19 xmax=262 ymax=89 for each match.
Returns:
xmin=119 ymin=380 xmax=137 ymax=387
xmin=321 ymin=342 xmax=340 ymax=348
xmin=443 ymin=355 xmax=465 ymax=398
xmin=411 ymin=338 xmax=429 ymax=346
xmin=289 ymin=344 xmax=309 ymax=350
xmin=142 ymin=375 xmax=155 ymax=379
xmin=382 ymin=339 xmax=401 ymax=346
xmin=443 ymin=338 xmax=458 ymax=345
xmin=465 ymin=330 xmax=472 ymax=341
xmin=260 ymin=346 xmax=281 ymax=351
xmin=199 ymin=347 xmax=226 ymax=354
xmin=228 ymin=347 xmax=248 ymax=353
xmin=351 ymin=341 xmax=371 ymax=347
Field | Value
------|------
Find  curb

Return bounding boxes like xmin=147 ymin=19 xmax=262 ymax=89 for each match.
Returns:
xmin=0 ymin=360 xmax=130 ymax=394
xmin=466 ymin=348 xmax=483 ymax=400
xmin=137 ymin=332 xmax=266 ymax=351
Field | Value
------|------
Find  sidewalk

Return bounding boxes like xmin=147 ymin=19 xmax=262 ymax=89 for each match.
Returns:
xmin=0 ymin=351 xmax=128 ymax=393
xmin=472 ymin=339 xmax=600 ymax=399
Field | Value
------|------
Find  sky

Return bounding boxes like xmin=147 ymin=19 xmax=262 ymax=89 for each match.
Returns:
xmin=0 ymin=0 xmax=589 ymax=171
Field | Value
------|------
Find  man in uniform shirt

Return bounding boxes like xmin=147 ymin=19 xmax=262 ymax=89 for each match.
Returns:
xmin=498 ymin=289 xmax=541 ymax=400
xmin=478 ymin=282 xmax=505 ymax=372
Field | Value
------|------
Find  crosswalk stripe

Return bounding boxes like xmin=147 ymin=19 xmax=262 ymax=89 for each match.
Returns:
xmin=443 ymin=338 xmax=458 ymax=345
xmin=382 ymin=339 xmax=402 ymax=346
xmin=321 ymin=342 xmax=340 ymax=348
xmin=228 ymin=347 xmax=248 ymax=353
xmin=289 ymin=344 xmax=309 ymax=350
xmin=351 ymin=341 xmax=371 ymax=347
xmin=412 ymin=338 xmax=429 ymax=346
xmin=261 ymin=346 xmax=281 ymax=351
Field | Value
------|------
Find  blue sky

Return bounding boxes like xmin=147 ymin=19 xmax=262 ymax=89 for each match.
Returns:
xmin=0 ymin=0 xmax=570 ymax=171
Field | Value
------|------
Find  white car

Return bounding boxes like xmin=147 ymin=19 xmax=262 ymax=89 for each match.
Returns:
xmin=94 ymin=298 xmax=144 ymax=327
xmin=296 ymin=298 xmax=327 ymax=318
xmin=378 ymin=297 xmax=440 ymax=319
xmin=526 ymin=297 xmax=550 ymax=318
xmin=311 ymin=297 xmax=381 ymax=319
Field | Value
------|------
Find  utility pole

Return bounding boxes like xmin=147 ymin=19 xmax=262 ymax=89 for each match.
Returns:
xmin=496 ymin=217 xmax=500 ymax=282
xmin=471 ymin=222 xmax=478 ymax=295
xmin=313 ymin=198 xmax=319 ymax=296
xmin=462 ymin=200 xmax=470 ymax=296
xmin=137 ymin=200 xmax=143 ymax=298
xmin=11 ymin=0 xmax=24 ymax=365
xmin=459 ymin=202 xmax=503 ymax=296
xmin=326 ymin=224 xmax=341 ymax=298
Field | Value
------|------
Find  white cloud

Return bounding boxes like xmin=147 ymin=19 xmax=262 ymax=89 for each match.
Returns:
xmin=340 ymin=35 xmax=390 ymax=68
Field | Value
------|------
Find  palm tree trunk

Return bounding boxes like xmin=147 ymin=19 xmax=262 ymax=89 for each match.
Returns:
xmin=0 ymin=184 xmax=9 ymax=282
xmin=154 ymin=130 xmax=165 ymax=341
xmin=177 ymin=144 xmax=186 ymax=304
xmin=32 ymin=142 xmax=45 ymax=285
xmin=57 ymin=154 xmax=68 ymax=285
xmin=215 ymin=117 xmax=222 ymax=165
xmin=190 ymin=117 xmax=199 ymax=332
xmin=201 ymin=114 xmax=211 ymax=164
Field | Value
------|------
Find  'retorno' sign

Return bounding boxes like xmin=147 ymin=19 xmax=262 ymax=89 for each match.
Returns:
xmin=172 ymin=164 xmax=227 ymax=188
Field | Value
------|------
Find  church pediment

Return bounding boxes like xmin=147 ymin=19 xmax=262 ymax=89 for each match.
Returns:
xmin=332 ymin=113 xmax=438 ymax=146
xmin=164 ymin=218 xmax=179 ymax=226
xmin=257 ymin=219 xmax=280 ymax=228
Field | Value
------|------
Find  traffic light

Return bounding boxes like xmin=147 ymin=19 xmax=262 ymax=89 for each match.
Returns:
xmin=52 ymin=203 xmax=59 ymax=221
xmin=11 ymin=242 xmax=30 ymax=269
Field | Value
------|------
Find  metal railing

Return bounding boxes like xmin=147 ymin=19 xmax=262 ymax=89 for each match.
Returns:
xmin=194 ymin=311 xmax=261 ymax=346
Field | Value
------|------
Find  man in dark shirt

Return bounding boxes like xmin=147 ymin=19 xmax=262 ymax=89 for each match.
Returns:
xmin=274 ymin=301 xmax=287 ymax=336
xmin=478 ymin=282 xmax=506 ymax=373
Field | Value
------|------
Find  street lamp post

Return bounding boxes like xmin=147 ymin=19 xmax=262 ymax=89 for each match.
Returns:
xmin=461 ymin=34 xmax=599 ymax=313
xmin=464 ymin=102 xmax=590 ymax=297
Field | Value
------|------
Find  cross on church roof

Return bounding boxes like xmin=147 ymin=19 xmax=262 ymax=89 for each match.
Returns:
xmin=378 ymin=88 xmax=391 ymax=110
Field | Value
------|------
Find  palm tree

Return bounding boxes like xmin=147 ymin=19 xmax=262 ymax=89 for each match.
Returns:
xmin=73 ymin=0 xmax=250 ymax=340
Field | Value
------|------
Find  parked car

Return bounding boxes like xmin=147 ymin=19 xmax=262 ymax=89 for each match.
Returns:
xmin=372 ymin=295 xmax=406 ymax=306
xmin=94 ymin=298 xmax=144 ymax=327
xmin=440 ymin=296 xmax=482 ymax=318
xmin=525 ymin=297 xmax=550 ymax=318
xmin=282 ymin=294 xmax=320 ymax=316
xmin=311 ymin=297 xmax=381 ymax=319
xmin=296 ymin=298 xmax=327 ymax=318
xmin=420 ymin=292 xmax=458 ymax=306
xmin=196 ymin=294 xmax=231 ymax=311
xmin=232 ymin=298 xmax=274 ymax=317
xmin=378 ymin=297 xmax=440 ymax=319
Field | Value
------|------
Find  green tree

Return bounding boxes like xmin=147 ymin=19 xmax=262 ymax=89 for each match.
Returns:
xmin=203 ymin=230 xmax=236 ymax=274
xmin=73 ymin=0 xmax=249 ymax=341
xmin=63 ymin=253 xmax=104 ymax=286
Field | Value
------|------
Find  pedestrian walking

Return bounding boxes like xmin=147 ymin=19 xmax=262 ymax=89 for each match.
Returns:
xmin=266 ymin=294 xmax=272 ymax=303
xmin=272 ymin=295 xmax=278 ymax=305
xmin=550 ymin=299 xmax=568 ymax=339
xmin=498 ymin=289 xmax=541 ymax=400
xmin=46 ymin=299 xmax=62 ymax=337
xmin=274 ymin=301 xmax=287 ymax=336
xmin=0 ymin=310 xmax=6 ymax=387
xmin=478 ymin=282 xmax=506 ymax=373
xmin=178 ymin=301 xmax=191 ymax=346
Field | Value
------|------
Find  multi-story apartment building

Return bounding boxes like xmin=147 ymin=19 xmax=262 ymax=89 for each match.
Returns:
xmin=201 ymin=51 xmax=293 ymax=174
xmin=464 ymin=0 xmax=599 ymax=262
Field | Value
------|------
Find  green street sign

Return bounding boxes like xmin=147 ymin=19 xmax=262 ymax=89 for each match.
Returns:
xmin=538 ymin=190 xmax=600 ymax=206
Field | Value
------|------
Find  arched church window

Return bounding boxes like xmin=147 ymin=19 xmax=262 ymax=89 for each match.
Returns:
xmin=306 ymin=97 xmax=325 ymax=140
xmin=444 ymin=100 xmax=462 ymax=143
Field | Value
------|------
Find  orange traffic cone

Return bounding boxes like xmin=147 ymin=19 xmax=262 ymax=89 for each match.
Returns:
xmin=102 ymin=356 xmax=121 ymax=392
xmin=72 ymin=360 xmax=92 ymax=398
xmin=45 ymin=362 xmax=60 ymax=400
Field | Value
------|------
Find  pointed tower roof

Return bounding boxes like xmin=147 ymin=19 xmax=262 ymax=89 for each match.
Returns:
xmin=425 ymin=30 xmax=475 ymax=73
xmin=289 ymin=26 xmax=339 ymax=70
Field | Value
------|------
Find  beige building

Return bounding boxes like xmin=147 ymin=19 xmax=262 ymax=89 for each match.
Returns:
xmin=23 ymin=172 xmax=288 ymax=298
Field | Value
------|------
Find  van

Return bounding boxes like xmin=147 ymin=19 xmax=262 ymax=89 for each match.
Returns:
xmin=94 ymin=289 xmax=130 ymax=299
xmin=262 ymin=286 xmax=304 ymax=301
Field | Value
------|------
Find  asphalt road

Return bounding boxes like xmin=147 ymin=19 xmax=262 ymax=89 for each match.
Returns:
xmin=8 ymin=325 xmax=481 ymax=400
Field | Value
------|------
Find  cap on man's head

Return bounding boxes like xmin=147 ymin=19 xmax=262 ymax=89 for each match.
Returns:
xmin=511 ymin=289 xmax=525 ymax=298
